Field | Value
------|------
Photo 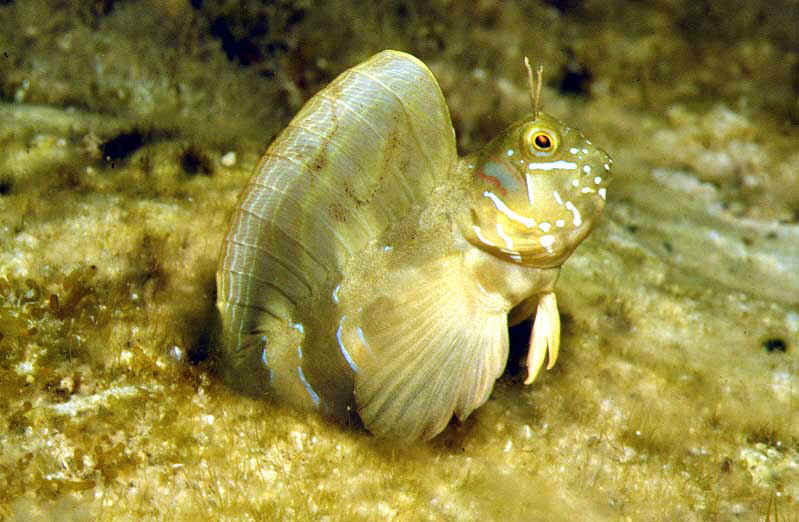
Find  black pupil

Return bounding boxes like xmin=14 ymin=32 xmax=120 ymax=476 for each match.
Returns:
xmin=535 ymin=133 xmax=551 ymax=149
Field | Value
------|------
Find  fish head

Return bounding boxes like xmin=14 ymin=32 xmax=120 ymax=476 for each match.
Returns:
xmin=461 ymin=111 xmax=613 ymax=268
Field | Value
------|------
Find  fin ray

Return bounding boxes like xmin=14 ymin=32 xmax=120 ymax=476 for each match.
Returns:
xmin=344 ymin=255 xmax=511 ymax=440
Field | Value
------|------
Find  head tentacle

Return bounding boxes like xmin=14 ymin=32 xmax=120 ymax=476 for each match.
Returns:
xmin=524 ymin=57 xmax=544 ymax=120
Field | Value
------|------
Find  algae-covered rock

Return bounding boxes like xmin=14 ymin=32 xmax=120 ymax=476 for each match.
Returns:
xmin=1 ymin=0 xmax=797 ymax=520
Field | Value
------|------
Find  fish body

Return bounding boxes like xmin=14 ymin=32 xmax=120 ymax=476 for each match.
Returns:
xmin=216 ymin=50 xmax=612 ymax=440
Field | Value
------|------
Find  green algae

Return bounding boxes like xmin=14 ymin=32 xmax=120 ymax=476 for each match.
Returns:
xmin=0 ymin=0 xmax=798 ymax=520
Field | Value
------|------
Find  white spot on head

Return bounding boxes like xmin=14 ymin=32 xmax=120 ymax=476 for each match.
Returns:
xmin=539 ymin=222 xmax=551 ymax=232
xmin=598 ymin=188 xmax=607 ymax=200
xmin=594 ymin=176 xmax=602 ymax=185
xmin=540 ymin=234 xmax=556 ymax=251
xmin=506 ymin=149 xmax=515 ymax=157
xmin=472 ymin=225 xmax=494 ymax=247
xmin=525 ymin=173 xmax=535 ymax=205
xmin=468 ymin=163 xmax=474 ymax=169
xmin=552 ymin=190 xmax=563 ymax=205
xmin=565 ymin=201 xmax=583 ymax=227
xmin=555 ymin=219 xmax=565 ymax=228
xmin=528 ymin=160 xmax=577 ymax=171
xmin=500 ymin=247 xmax=523 ymax=262
xmin=495 ymin=223 xmax=515 ymax=249
xmin=483 ymin=191 xmax=536 ymax=228
xmin=583 ymin=165 xmax=591 ymax=175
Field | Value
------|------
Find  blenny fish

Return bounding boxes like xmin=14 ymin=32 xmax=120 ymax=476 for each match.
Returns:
xmin=216 ymin=50 xmax=613 ymax=441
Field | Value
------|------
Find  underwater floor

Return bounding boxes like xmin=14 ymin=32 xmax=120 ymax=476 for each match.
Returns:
xmin=1 ymin=1 xmax=798 ymax=520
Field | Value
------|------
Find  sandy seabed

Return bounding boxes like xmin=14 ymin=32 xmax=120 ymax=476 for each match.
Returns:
xmin=1 ymin=1 xmax=798 ymax=520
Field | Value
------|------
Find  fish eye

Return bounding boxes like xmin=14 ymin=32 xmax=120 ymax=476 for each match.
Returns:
xmin=534 ymin=133 xmax=552 ymax=149
xmin=523 ymin=126 xmax=559 ymax=156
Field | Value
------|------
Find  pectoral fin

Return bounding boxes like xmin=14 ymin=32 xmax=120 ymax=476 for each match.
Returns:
xmin=524 ymin=292 xmax=560 ymax=385
xmin=339 ymin=256 xmax=510 ymax=441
